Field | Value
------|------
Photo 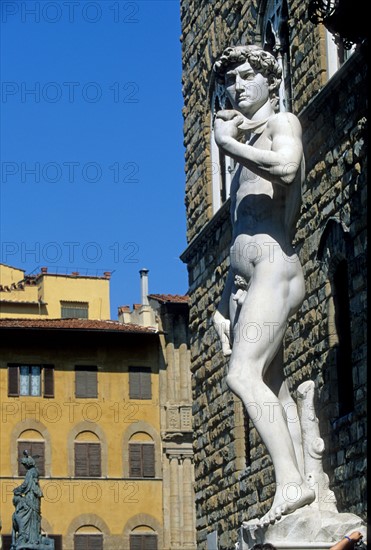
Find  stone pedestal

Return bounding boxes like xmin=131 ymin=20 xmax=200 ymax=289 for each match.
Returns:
xmin=237 ymin=509 xmax=366 ymax=550
xmin=14 ymin=537 xmax=54 ymax=550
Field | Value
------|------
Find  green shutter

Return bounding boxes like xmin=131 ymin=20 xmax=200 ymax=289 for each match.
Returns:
xmin=86 ymin=369 xmax=98 ymax=398
xmin=129 ymin=444 xmax=143 ymax=477
xmin=32 ymin=441 xmax=45 ymax=476
xmin=43 ymin=366 xmax=54 ymax=398
xmin=8 ymin=365 xmax=19 ymax=397
xmin=129 ymin=368 xmax=141 ymax=399
xmin=130 ymin=534 xmax=157 ymax=550
xmin=142 ymin=444 xmax=155 ymax=478
xmin=18 ymin=441 xmax=45 ymax=476
xmin=2 ymin=535 xmax=13 ymax=550
xmin=75 ymin=443 xmax=88 ymax=477
xmin=88 ymin=443 xmax=101 ymax=477
xmin=140 ymin=369 xmax=152 ymax=400
xmin=74 ymin=534 xmax=103 ymax=550
xmin=130 ymin=535 xmax=142 ymax=550
xmin=88 ymin=534 xmax=103 ymax=550
xmin=75 ymin=369 xmax=86 ymax=398
xmin=75 ymin=367 xmax=97 ymax=398
xmin=74 ymin=534 xmax=87 ymax=550
xmin=49 ymin=535 xmax=62 ymax=550
xmin=143 ymin=535 xmax=158 ymax=550
xmin=129 ymin=367 xmax=152 ymax=399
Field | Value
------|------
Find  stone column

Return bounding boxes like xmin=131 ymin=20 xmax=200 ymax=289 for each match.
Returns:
xmin=166 ymin=342 xmax=176 ymax=402
xmin=179 ymin=342 xmax=190 ymax=402
xmin=183 ymin=455 xmax=196 ymax=547
xmin=170 ymin=455 xmax=181 ymax=547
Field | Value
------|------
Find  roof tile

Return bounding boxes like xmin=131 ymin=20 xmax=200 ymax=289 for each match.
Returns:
xmin=0 ymin=318 xmax=157 ymax=334
xmin=148 ymin=294 xmax=189 ymax=304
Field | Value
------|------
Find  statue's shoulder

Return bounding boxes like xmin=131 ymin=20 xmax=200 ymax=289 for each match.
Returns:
xmin=267 ymin=111 xmax=302 ymax=135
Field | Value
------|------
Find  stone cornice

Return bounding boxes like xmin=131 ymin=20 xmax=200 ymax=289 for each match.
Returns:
xmin=180 ymin=199 xmax=231 ymax=264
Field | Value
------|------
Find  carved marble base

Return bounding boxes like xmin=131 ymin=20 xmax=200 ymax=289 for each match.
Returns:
xmin=238 ymin=509 xmax=366 ymax=549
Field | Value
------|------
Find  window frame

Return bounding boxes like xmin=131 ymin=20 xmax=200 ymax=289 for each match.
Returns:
xmin=324 ymin=28 xmax=356 ymax=81
xmin=61 ymin=301 xmax=89 ymax=319
xmin=8 ymin=364 xmax=54 ymax=398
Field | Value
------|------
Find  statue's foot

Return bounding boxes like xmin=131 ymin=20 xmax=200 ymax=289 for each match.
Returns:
xmin=259 ymin=484 xmax=315 ymax=527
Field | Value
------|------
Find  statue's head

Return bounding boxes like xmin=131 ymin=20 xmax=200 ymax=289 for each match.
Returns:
xmin=20 ymin=450 xmax=36 ymax=470
xmin=213 ymin=45 xmax=282 ymax=113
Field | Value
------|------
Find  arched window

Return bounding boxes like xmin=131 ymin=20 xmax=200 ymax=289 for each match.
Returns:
xmin=74 ymin=431 xmax=101 ymax=477
xmin=261 ymin=0 xmax=292 ymax=112
xmin=324 ymin=29 xmax=355 ymax=80
xmin=128 ymin=432 xmax=155 ymax=479
xmin=74 ymin=526 xmax=103 ymax=550
xmin=317 ymin=219 xmax=354 ymax=418
xmin=129 ymin=526 xmax=158 ymax=550
xmin=17 ymin=429 xmax=45 ymax=476
xmin=330 ymin=260 xmax=354 ymax=416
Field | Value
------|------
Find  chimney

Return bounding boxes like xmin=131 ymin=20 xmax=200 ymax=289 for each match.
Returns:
xmin=139 ymin=268 xmax=149 ymax=306
xmin=41 ymin=267 xmax=48 ymax=274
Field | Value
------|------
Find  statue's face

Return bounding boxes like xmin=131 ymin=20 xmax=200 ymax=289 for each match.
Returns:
xmin=224 ymin=61 xmax=270 ymax=117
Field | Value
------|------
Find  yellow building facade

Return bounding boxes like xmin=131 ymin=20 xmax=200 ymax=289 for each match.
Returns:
xmin=0 ymin=266 xmax=196 ymax=550
xmin=0 ymin=264 xmax=110 ymax=320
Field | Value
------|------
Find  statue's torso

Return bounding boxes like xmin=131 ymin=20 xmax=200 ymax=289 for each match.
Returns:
xmin=229 ymin=123 xmax=304 ymax=280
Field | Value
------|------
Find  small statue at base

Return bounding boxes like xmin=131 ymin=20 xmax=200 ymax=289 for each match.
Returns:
xmin=11 ymin=450 xmax=54 ymax=550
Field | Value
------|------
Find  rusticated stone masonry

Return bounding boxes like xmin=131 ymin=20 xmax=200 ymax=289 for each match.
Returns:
xmin=180 ymin=1 xmax=367 ymax=548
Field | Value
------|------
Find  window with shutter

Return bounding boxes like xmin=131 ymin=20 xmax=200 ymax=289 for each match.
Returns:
xmin=75 ymin=443 xmax=101 ymax=477
xmin=18 ymin=441 xmax=45 ymax=476
xmin=129 ymin=443 xmax=155 ymax=478
xmin=74 ymin=534 xmax=103 ymax=550
xmin=129 ymin=367 xmax=151 ymax=399
xmin=130 ymin=534 xmax=158 ymax=550
xmin=8 ymin=364 xmax=54 ymax=398
xmin=75 ymin=367 xmax=98 ymax=398
xmin=61 ymin=301 xmax=88 ymax=319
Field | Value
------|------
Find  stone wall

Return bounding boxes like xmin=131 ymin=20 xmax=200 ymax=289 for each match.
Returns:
xmin=180 ymin=1 xmax=367 ymax=548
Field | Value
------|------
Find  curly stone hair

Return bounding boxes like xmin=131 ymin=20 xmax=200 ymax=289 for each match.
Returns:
xmin=213 ymin=45 xmax=282 ymax=110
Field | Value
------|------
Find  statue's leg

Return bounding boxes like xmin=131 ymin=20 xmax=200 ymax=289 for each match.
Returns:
xmin=264 ymin=347 xmax=305 ymax=476
xmin=226 ymin=262 xmax=314 ymax=524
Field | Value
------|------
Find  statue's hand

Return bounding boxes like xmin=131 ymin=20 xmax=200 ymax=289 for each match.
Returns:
xmin=213 ymin=310 xmax=232 ymax=356
xmin=214 ymin=109 xmax=245 ymax=146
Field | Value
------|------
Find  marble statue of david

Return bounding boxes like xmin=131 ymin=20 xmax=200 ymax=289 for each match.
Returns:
xmin=212 ymin=45 xmax=315 ymax=526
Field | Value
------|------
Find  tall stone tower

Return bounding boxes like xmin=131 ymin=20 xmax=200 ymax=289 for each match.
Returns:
xmin=180 ymin=1 xmax=367 ymax=548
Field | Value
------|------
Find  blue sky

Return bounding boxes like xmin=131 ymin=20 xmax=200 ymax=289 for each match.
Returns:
xmin=0 ymin=0 xmax=188 ymax=318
